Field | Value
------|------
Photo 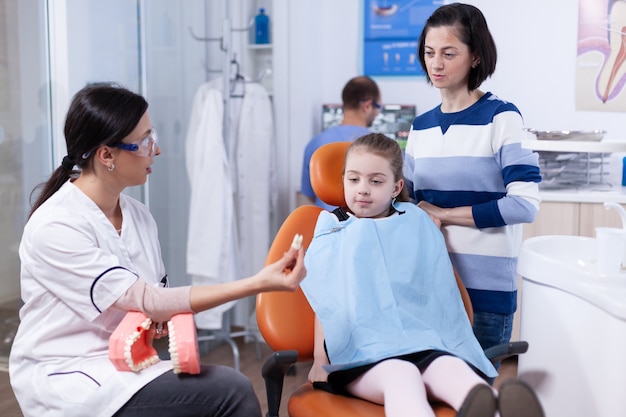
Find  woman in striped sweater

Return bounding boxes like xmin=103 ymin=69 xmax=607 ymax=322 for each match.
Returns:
xmin=403 ymin=3 xmax=542 ymax=369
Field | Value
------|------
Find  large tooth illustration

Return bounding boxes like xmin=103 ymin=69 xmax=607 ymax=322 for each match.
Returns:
xmin=598 ymin=1 xmax=626 ymax=102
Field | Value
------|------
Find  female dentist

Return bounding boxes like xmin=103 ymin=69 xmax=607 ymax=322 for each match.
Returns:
xmin=9 ymin=83 xmax=305 ymax=417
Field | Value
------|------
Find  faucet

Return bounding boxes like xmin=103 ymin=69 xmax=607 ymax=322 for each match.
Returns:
xmin=603 ymin=202 xmax=626 ymax=269
xmin=604 ymin=202 xmax=626 ymax=230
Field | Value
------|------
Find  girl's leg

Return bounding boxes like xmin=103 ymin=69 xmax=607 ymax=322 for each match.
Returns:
xmin=114 ymin=365 xmax=262 ymax=417
xmin=422 ymin=355 xmax=494 ymax=411
xmin=346 ymin=359 xmax=435 ymax=417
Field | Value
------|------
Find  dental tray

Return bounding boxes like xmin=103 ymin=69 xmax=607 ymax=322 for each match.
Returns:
xmin=524 ymin=129 xmax=606 ymax=142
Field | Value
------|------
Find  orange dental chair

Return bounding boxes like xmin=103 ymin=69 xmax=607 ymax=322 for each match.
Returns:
xmin=256 ymin=141 xmax=528 ymax=417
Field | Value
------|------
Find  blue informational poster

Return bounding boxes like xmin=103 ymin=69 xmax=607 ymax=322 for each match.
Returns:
xmin=363 ymin=0 xmax=443 ymax=76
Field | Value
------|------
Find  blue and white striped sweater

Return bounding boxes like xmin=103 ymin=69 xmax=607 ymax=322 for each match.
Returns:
xmin=403 ymin=92 xmax=541 ymax=314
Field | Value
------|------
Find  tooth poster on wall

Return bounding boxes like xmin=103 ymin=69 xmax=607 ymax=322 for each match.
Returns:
xmin=577 ymin=0 xmax=626 ymax=112
xmin=363 ymin=0 xmax=441 ymax=77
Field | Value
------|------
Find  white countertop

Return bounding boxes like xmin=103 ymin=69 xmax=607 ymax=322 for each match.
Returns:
xmin=540 ymin=187 xmax=626 ymax=204
xmin=522 ymin=139 xmax=626 ymax=153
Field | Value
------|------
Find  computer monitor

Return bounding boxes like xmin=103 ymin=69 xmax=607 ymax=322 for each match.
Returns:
xmin=321 ymin=103 xmax=416 ymax=149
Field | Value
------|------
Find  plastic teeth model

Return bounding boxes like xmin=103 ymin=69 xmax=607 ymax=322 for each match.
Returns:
xmin=109 ymin=311 xmax=200 ymax=375
xmin=109 ymin=311 xmax=161 ymax=372
xmin=167 ymin=313 xmax=200 ymax=375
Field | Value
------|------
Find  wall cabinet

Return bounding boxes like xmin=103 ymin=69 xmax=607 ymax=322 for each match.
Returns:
xmin=578 ymin=202 xmax=626 ymax=235
xmin=521 ymin=202 xmax=580 ymax=239
xmin=522 ymin=201 xmax=626 ymax=240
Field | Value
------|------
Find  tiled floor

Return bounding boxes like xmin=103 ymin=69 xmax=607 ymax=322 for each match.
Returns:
xmin=0 ymin=299 xmax=20 ymax=360
xmin=0 ymin=299 xmax=22 ymax=417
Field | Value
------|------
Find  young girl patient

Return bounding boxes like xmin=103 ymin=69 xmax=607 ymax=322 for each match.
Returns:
xmin=300 ymin=133 xmax=544 ymax=417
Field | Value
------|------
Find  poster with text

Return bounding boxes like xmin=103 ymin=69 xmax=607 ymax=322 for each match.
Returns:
xmin=577 ymin=0 xmax=626 ymax=112
xmin=363 ymin=0 xmax=443 ymax=76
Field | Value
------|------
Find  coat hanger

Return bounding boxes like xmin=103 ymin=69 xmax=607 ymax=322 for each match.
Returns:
xmin=230 ymin=55 xmax=246 ymax=98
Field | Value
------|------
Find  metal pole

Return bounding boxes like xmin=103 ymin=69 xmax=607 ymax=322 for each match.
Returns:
xmin=222 ymin=18 xmax=231 ymax=157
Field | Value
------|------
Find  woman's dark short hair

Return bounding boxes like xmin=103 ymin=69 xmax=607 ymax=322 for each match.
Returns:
xmin=417 ymin=3 xmax=497 ymax=91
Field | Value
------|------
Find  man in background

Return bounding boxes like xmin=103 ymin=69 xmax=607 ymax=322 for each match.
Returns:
xmin=300 ymin=76 xmax=382 ymax=210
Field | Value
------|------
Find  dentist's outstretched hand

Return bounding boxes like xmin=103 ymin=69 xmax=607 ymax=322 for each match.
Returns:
xmin=189 ymin=246 xmax=307 ymax=313
xmin=257 ymin=246 xmax=307 ymax=292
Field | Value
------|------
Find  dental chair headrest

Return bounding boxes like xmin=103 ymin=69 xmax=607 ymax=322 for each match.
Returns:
xmin=310 ymin=141 xmax=351 ymax=208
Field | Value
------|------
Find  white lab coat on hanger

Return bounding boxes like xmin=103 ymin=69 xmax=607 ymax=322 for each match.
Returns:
xmin=185 ymin=77 xmax=276 ymax=329
xmin=232 ymin=81 xmax=276 ymax=279
xmin=185 ymin=80 xmax=237 ymax=329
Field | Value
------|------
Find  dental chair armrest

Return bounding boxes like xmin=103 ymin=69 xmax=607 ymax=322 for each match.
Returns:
xmin=484 ymin=341 xmax=529 ymax=365
xmin=262 ymin=350 xmax=299 ymax=417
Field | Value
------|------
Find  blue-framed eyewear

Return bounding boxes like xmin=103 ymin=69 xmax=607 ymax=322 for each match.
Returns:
xmin=114 ymin=128 xmax=158 ymax=157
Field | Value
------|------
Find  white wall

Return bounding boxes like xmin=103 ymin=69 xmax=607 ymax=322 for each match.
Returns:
xmin=275 ymin=0 xmax=626 ymax=214
xmin=474 ymin=0 xmax=620 ymax=134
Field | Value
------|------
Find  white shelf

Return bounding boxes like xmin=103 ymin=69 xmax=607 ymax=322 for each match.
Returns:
xmin=539 ymin=188 xmax=626 ymax=204
xmin=522 ymin=139 xmax=626 ymax=153
xmin=248 ymin=43 xmax=272 ymax=50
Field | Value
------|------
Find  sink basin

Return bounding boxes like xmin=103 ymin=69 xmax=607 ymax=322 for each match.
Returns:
xmin=517 ymin=234 xmax=626 ymax=320
xmin=517 ymin=235 xmax=626 ymax=416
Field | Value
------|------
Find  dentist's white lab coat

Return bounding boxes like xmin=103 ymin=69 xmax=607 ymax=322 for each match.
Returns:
xmin=9 ymin=181 xmax=172 ymax=417
xmin=185 ymin=78 xmax=275 ymax=329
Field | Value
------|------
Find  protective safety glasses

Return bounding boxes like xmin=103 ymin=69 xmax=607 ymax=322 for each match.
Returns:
xmin=114 ymin=128 xmax=159 ymax=157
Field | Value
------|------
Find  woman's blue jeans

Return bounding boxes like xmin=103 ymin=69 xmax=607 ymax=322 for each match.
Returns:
xmin=472 ymin=310 xmax=514 ymax=377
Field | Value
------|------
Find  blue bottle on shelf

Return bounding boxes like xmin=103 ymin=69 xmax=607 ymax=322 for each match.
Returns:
xmin=254 ymin=8 xmax=270 ymax=44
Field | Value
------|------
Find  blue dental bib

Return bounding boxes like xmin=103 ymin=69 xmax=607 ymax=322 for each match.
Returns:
xmin=301 ymin=202 xmax=497 ymax=378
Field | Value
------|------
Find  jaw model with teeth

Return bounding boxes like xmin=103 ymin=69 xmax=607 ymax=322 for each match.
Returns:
xmin=598 ymin=1 xmax=626 ymax=102
xmin=109 ymin=311 xmax=200 ymax=374
xmin=167 ymin=313 xmax=200 ymax=374
xmin=109 ymin=311 xmax=160 ymax=372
